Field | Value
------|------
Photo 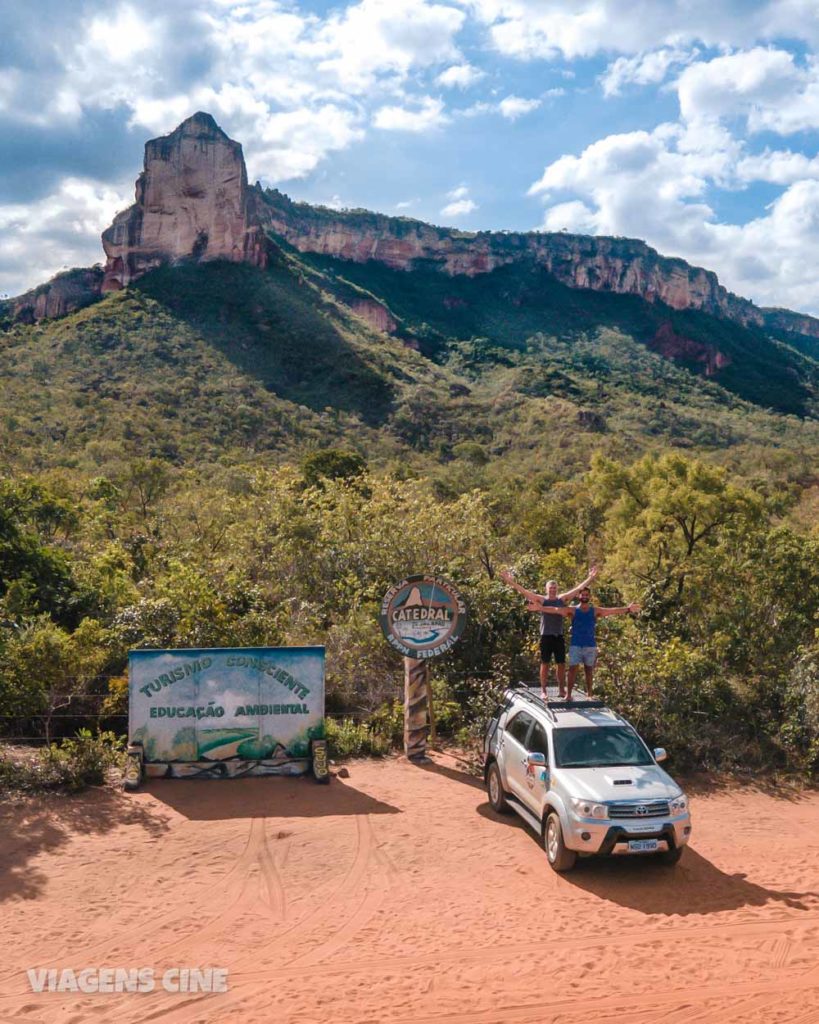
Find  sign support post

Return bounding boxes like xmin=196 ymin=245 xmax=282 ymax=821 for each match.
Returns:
xmin=380 ymin=574 xmax=467 ymax=763
xmin=426 ymin=673 xmax=437 ymax=745
xmin=404 ymin=657 xmax=430 ymax=761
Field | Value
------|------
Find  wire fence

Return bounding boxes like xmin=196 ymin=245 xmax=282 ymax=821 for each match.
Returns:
xmin=0 ymin=669 xmax=504 ymax=746
xmin=0 ymin=686 xmax=405 ymax=745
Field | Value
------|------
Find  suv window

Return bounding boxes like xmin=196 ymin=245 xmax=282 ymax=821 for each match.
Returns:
xmin=527 ymin=722 xmax=549 ymax=757
xmin=506 ymin=711 xmax=534 ymax=745
xmin=553 ymin=726 xmax=653 ymax=767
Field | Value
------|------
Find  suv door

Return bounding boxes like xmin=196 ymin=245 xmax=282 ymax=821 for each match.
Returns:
xmin=519 ymin=719 xmax=550 ymax=816
xmin=501 ymin=709 xmax=535 ymax=803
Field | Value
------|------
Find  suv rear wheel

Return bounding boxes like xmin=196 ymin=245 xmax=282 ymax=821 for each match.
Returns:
xmin=544 ymin=812 xmax=577 ymax=872
xmin=486 ymin=762 xmax=510 ymax=814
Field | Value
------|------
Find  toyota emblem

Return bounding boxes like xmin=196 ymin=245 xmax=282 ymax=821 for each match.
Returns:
xmin=636 ymin=805 xmax=649 ymax=816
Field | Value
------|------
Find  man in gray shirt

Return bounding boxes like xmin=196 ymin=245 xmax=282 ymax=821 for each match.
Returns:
xmin=500 ymin=566 xmax=598 ymax=699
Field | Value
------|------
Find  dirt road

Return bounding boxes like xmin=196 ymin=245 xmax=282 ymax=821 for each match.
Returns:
xmin=1 ymin=755 xmax=818 ymax=1023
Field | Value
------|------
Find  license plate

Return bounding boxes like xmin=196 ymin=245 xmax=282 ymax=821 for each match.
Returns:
xmin=628 ymin=839 xmax=659 ymax=852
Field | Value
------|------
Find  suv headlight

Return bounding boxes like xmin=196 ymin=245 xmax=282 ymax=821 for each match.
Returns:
xmin=571 ymin=797 xmax=608 ymax=819
xmin=669 ymin=793 xmax=688 ymax=815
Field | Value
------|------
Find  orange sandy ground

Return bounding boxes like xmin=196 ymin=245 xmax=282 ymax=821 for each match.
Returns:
xmin=0 ymin=754 xmax=818 ymax=1024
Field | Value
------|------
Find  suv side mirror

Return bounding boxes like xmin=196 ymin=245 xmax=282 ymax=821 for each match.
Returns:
xmin=527 ymin=752 xmax=546 ymax=765
xmin=653 ymin=747 xmax=667 ymax=763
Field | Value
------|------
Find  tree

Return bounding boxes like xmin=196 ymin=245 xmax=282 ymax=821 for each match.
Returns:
xmin=301 ymin=449 xmax=366 ymax=488
xmin=588 ymin=451 xmax=763 ymax=603
xmin=0 ymin=479 xmax=81 ymax=626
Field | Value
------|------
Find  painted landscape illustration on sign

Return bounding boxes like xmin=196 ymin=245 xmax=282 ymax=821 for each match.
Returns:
xmin=129 ymin=647 xmax=325 ymax=771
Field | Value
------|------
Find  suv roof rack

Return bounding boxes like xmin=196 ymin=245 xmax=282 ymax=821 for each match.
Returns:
xmin=507 ymin=682 xmax=610 ymax=723
xmin=507 ymin=683 xmax=556 ymax=722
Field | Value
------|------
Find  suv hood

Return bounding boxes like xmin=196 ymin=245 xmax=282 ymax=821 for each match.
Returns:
xmin=558 ymin=764 xmax=679 ymax=802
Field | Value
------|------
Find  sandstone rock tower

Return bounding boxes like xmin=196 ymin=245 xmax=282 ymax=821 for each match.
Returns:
xmin=101 ymin=112 xmax=267 ymax=291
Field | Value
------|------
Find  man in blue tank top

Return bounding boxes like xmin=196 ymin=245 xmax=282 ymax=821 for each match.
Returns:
xmin=525 ymin=587 xmax=640 ymax=700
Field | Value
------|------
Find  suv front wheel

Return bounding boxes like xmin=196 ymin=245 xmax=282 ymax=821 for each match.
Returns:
xmin=544 ymin=812 xmax=577 ymax=872
xmin=659 ymin=845 xmax=684 ymax=866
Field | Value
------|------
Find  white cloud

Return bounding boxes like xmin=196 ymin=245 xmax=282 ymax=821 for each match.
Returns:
xmin=736 ymin=148 xmax=819 ymax=184
xmin=373 ymin=96 xmax=449 ymax=131
xmin=86 ymin=4 xmax=155 ymax=63
xmin=529 ymin=122 xmax=819 ymax=313
xmin=460 ymin=101 xmax=493 ymax=117
xmin=541 ymin=199 xmax=598 ymax=234
xmin=464 ymin=1 xmax=736 ymax=60
xmin=0 ymin=177 xmax=129 ymax=298
xmin=463 ymin=0 xmax=819 ymax=60
xmin=676 ymin=48 xmax=803 ymax=125
xmin=0 ymin=0 xmax=466 ymax=154
xmin=655 ymin=47 xmax=819 ymax=139
xmin=441 ymin=184 xmax=477 ymax=217
xmin=459 ymin=93 xmax=554 ymax=119
xmin=235 ymin=102 xmax=365 ymax=181
xmin=498 ymin=94 xmax=541 ymax=119
xmin=436 ymin=63 xmax=485 ymax=88
xmin=441 ymin=198 xmax=477 ymax=217
xmin=601 ymin=47 xmax=696 ymax=97
xmin=312 ymin=0 xmax=466 ymax=91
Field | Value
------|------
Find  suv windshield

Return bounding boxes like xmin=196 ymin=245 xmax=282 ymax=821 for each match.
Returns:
xmin=553 ymin=726 xmax=653 ymax=768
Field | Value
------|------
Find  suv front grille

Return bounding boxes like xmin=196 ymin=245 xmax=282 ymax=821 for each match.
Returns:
xmin=608 ymin=800 xmax=670 ymax=819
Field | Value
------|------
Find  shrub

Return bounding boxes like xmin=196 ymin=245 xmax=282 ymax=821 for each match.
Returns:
xmin=368 ymin=700 xmax=404 ymax=747
xmin=301 ymin=449 xmax=366 ymax=487
xmin=0 ymin=750 xmax=50 ymax=793
xmin=326 ymin=717 xmax=391 ymax=758
xmin=782 ymin=645 xmax=819 ymax=772
xmin=40 ymin=728 xmax=125 ymax=790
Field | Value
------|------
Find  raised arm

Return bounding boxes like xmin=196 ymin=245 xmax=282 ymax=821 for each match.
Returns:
xmin=525 ymin=600 xmax=575 ymax=617
xmin=559 ymin=565 xmax=599 ymax=602
xmin=596 ymin=603 xmax=641 ymax=618
xmin=498 ymin=569 xmax=542 ymax=603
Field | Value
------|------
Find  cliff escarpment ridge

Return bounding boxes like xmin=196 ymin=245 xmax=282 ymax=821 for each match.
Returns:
xmin=5 ymin=112 xmax=819 ymax=346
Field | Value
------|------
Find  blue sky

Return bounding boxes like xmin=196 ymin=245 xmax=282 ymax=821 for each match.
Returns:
xmin=2 ymin=0 xmax=819 ymax=314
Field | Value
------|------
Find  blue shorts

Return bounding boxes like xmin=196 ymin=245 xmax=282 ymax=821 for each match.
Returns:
xmin=568 ymin=645 xmax=597 ymax=667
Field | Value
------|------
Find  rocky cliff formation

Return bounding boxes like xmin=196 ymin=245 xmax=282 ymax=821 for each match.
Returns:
xmin=762 ymin=308 xmax=819 ymax=341
xmin=258 ymin=189 xmax=763 ymax=326
xmin=1 ymin=267 xmax=103 ymax=325
xmin=648 ymin=321 xmax=732 ymax=376
xmin=101 ymin=112 xmax=267 ymax=292
xmin=6 ymin=112 xmax=819 ymax=352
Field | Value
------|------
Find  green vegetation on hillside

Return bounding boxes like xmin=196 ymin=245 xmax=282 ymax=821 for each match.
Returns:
xmin=295 ymin=250 xmax=818 ymax=418
xmin=1 ymin=254 xmax=817 ymax=776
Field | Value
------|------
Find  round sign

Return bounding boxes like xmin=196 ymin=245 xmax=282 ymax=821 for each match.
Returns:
xmin=379 ymin=575 xmax=467 ymax=659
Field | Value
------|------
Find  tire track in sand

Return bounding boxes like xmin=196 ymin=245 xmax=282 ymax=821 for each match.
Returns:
xmin=399 ymin=975 xmax=819 ymax=1024
xmin=118 ymin=814 xmax=394 ymax=1024
xmin=284 ymin=814 xmax=398 ymax=969
xmin=0 ymin=820 xmax=291 ymax=1022
xmin=0 ymin=819 xmax=259 ymax=994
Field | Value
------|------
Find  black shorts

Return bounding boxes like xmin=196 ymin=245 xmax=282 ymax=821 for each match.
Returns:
xmin=539 ymin=635 xmax=566 ymax=665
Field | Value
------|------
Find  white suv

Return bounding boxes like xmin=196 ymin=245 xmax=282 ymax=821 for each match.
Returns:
xmin=482 ymin=685 xmax=692 ymax=871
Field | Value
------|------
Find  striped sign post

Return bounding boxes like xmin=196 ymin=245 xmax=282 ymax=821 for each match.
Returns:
xmin=379 ymin=575 xmax=467 ymax=762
